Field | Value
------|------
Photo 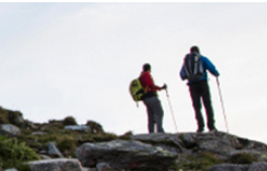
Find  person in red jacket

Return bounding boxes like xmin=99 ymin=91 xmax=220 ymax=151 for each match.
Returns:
xmin=139 ymin=63 xmax=166 ymax=133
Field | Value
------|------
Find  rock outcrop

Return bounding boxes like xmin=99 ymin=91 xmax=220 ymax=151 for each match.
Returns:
xmin=2 ymin=106 xmax=267 ymax=171
xmin=29 ymin=158 xmax=83 ymax=171
xmin=76 ymin=139 xmax=177 ymax=170
xmin=75 ymin=131 xmax=267 ymax=171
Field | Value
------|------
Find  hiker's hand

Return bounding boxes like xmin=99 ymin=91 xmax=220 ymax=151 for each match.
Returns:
xmin=162 ymin=84 xmax=167 ymax=90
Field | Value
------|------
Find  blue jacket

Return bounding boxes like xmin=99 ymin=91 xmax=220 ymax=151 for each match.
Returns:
xmin=180 ymin=55 xmax=220 ymax=84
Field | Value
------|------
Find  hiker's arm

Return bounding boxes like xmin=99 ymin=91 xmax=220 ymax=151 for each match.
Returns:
xmin=149 ymin=80 xmax=163 ymax=91
xmin=180 ymin=66 xmax=186 ymax=80
xmin=203 ymin=57 xmax=220 ymax=77
xmin=145 ymin=74 xmax=164 ymax=91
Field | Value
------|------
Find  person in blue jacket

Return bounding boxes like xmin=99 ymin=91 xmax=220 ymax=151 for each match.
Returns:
xmin=180 ymin=46 xmax=220 ymax=133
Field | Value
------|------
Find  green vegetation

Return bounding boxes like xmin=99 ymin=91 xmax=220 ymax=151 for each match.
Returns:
xmin=0 ymin=107 xmax=263 ymax=171
xmin=20 ymin=123 xmax=118 ymax=158
xmin=63 ymin=116 xmax=78 ymax=126
xmin=0 ymin=109 xmax=120 ymax=170
xmin=0 ymin=136 xmax=40 ymax=170
xmin=176 ymin=152 xmax=224 ymax=171
xmin=229 ymin=153 xmax=258 ymax=164
xmin=0 ymin=107 xmax=23 ymax=125
xmin=175 ymin=152 xmax=258 ymax=171
xmin=85 ymin=120 xmax=104 ymax=134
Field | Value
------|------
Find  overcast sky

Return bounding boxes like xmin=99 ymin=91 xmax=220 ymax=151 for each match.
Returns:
xmin=1 ymin=2 xmax=267 ymax=144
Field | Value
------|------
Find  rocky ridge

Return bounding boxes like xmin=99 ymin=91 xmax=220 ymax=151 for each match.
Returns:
xmin=0 ymin=106 xmax=267 ymax=171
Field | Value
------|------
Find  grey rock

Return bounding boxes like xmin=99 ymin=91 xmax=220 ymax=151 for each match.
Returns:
xmin=48 ymin=142 xmax=64 ymax=158
xmin=196 ymin=132 xmax=237 ymax=157
xmin=40 ymin=154 xmax=52 ymax=160
xmin=65 ymin=125 xmax=90 ymax=133
xmin=209 ymin=163 xmax=249 ymax=171
xmin=82 ymin=167 xmax=91 ymax=171
xmin=30 ymin=158 xmax=83 ymax=171
xmin=96 ymin=162 xmax=111 ymax=171
xmin=131 ymin=133 xmax=184 ymax=152
xmin=0 ymin=124 xmax=21 ymax=137
xmin=4 ymin=169 xmax=18 ymax=171
xmin=182 ymin=133 xmax=197 ymax=148
xmin=248 ymin=162 xmax=267 ymax=171
xmin=76 ymin=139 xmax=177 ymax=170
xmin=181 ymin=132 xmax=267 ymax=160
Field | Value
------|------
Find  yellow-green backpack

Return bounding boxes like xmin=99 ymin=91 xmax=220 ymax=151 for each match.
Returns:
xmin=129 ymin=78 xmax=145 ymax=106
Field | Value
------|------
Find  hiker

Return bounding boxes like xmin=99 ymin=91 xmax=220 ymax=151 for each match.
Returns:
xmin=139 ymin=63 xmax=167 ymax=133
xmin=180 ymin=46 xmax=220 ymax=133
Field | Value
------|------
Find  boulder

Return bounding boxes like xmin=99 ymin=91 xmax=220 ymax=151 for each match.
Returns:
xmin=64 ymin=125 xmax=90 ymax=133
xmin=4 ymin=169 xmax=18 ymax=171
xmin=0 ymin=124 xmax=21 ymax=137
xmin=195 ymin=132 xmax=238 ymax=158
xmin=75 ymin=139 xmax=177 ymax=170
xmin=209 ymin=163 xmax=249 ymax=171
xmin=30 ymin=158 xmax=83 ymax=171
xmin=178 ymin=132 xmax=267 ymax=160
xmin=48 ymin=142 xmax=64 ymax=158
xmin=131 ymin=133 xmax=184 ymax=153
xmin=96 ymin=162 xmax=111 ymax=171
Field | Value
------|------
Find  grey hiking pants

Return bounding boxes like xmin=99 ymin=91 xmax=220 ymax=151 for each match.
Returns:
xmin=143 ymin=96 xmax=165 ymax=133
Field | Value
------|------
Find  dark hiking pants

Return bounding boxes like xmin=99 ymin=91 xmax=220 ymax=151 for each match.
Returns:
xmin=143 ymin=96 xmax=165 ymax=133
xmin=189 ymin=80 xmax=216 ymax=131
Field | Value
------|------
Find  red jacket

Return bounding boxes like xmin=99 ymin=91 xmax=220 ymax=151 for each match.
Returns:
xmin=139 ymin=71 xmax=161 ymax=94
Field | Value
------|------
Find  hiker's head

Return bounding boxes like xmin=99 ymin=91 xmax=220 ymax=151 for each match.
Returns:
xmin=143 ymin=63 xmax=151 ymax=72
xmin=190 ymin=46 xmax=200 ymax=54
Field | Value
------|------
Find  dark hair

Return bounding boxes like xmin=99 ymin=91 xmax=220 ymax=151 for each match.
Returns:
xmin=190 ymin=46 xmax=200 ymax=54
xmin=143 ymin=63 xmax=151 ymax=72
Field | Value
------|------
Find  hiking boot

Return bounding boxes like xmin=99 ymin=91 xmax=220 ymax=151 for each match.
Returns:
xmin=196 ymin=128 xmax=204 ymax=133
xmin=209 ymin=128 xmax=218 ymax=133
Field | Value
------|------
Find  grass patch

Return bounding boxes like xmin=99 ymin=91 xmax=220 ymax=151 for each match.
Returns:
xmin=20 ymin=127 xmax=118 ymax=158
xmin=177 ymin=152 xmax=224 ymax=171
xmin=230 ymin=153 xmax=258 ymax=164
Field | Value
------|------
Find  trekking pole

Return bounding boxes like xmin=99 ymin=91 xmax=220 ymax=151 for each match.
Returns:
xmin=165 ymin=86 xmax=178 ymax=133
xmin=216 ymin=77 xmax=229 ymax=133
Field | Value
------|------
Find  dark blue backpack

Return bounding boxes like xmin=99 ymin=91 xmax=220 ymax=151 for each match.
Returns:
xmin=183 ymin=53 xmax=204 ymax=82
